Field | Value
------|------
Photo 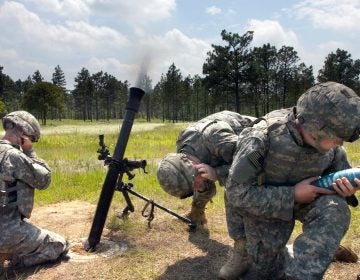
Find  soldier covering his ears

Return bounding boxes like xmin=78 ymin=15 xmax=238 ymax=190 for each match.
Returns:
xmin=0 ymin=111 xmax=68 ymax=268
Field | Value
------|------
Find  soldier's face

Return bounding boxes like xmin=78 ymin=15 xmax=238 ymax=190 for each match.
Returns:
xmin=296 ymin=118 xmax=343 ymax=153
xmin=318 ymin=138 xmax=343 ymax=150
xmin=306 ymin=131 xmax=343 ymax=152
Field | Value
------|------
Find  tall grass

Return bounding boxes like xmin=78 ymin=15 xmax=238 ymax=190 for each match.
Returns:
xmin=34 ymin=122 xmax=188 ymax=205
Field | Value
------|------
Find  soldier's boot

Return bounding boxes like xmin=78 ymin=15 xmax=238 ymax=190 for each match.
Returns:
xmin=186 ymin=205 xmax=207 ymax=225
xmin=8 ymin=255 xmax=24 ymax=269
xmin=333 ymin=245 xmax=358 ymax=263
xmin=59 ymin=240 xmax=71 ymax=261
xmin=218 ymin=238 xmax=250 ymax=280
xmin=0 ymin=253 xmax=12 ymax=267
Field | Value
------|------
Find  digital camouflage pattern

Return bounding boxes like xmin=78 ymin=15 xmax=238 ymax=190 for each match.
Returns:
xmin=2 ymin=111 xmax=41 ymax=142
xmin=157 ymin=111 xmax=256 ymax=210
xmin=0 ymin=140 xmax=67 ymax=267
xmin=296 ymin=81 xmax=360 ymax=143
xmin=176 ymin=110 xmax=256 ymax=187
xmin=157 ymin=153 xmax=196 ymax=198
xmin=226 ymin=101 xmax=356 ymax=279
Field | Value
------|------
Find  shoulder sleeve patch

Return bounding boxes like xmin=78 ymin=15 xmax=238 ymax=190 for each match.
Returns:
xmin=247 ymin=150 xmax=264 ymax=170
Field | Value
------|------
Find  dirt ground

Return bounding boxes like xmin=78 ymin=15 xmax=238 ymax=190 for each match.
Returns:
xmin=1 ymin=200 xmax=360 ymax=280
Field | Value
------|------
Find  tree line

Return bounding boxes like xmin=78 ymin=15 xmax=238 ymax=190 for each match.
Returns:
xmin=1 ymin=30 xmax=360 ymax=124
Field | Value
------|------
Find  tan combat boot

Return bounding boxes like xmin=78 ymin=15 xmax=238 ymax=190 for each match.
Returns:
xmin=186 ymin=205 xmax=207 ymax=225
xmin=0 ymin=253 xmax=11 ymax=268
xmin=218 ymin=238 xmax=250 ymax=280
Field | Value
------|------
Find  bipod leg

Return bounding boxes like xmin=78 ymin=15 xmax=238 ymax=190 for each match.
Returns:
xmin=124 ymin=185 xmax=196 ymax=230
xmin=115 ymin=182 xmax=135 ymax=218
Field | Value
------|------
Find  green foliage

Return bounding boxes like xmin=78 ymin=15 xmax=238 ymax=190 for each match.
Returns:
xmin=34 ymin=122 xmax=186 ymax=205
xmin=22 ymin=81 xmax=64 ymax=124
xmin=318 ymin=48 xmax=360 ymax=90
xmin=0 ymin=100 xmax=6 ymax=117
xmin=32 ymin=70 xmax=44 ymax=83
xmin=52 ymin=65 xmax=67 ymax=91
xmin=203 ymin=30 xmax=254 ymax=113
xmin=203 ymin=31 xmax=315 ymax=116
xmin=72 ymin=68 xmax=128 ymax=121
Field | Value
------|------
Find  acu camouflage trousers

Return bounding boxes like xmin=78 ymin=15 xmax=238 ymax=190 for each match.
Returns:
xmin=225 ymin=194 xmax=350 ymax=280
xmin=0 ymin=210 xmax=67 ymax=267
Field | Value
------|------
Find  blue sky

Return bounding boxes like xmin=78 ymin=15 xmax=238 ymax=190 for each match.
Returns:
xmin=1 ymin=0 xmax=359 ymax=89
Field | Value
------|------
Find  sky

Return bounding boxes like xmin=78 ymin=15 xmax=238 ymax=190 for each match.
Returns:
xmin=1 ymin=0 xmax=360 ymax=90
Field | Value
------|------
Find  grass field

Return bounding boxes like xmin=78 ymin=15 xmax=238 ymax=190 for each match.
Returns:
xmin=1 ymin=119 xmax=360 ymax=279
xmin=34 ymin=120 xmax=189 ymax=205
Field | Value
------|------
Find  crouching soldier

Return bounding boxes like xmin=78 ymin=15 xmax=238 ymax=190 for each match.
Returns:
xmin=156 ymin=110 xmax=256 ymax=228
xmin=222 ymin=82 xmax=360 ymax=279
xmin=0 ymin=111 xmax=68 ymax=268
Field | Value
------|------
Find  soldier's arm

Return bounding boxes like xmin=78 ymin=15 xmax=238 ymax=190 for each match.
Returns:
xmin=10 ymin=149 xmax=51 ymax=190
xmin=203 ymin=121 xmax=239 ymax=186
xmin=214 ymin=165 xmax=231 ymax=186
xmin=225 ymin=128 xmax=294 ymax=221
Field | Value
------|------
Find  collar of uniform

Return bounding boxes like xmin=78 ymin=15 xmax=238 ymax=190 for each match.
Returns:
xmin=286 ymin=109 xmax=305 ymax=146
xmin=0 ymin=139 xmax=12 ymax=145
xmin=0 ymin=139 xmax=21 ymax=149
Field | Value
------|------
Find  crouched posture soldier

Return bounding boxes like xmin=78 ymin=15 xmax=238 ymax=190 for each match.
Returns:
xmin=223 ymin=82 xmax=360 ymax=279
xmin=157 ymin=111 xmax=256 ymax=277
xmin=157 ymin=111 xmax=256 ymax=227
xmin=0 ymin=111 xmax=68 ymax=268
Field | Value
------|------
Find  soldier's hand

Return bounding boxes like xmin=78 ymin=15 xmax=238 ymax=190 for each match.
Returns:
xmin=21 ymin=136 xmax=33 ymax=151
xmin=294 ymin=176 xmax=334 ymax=204
xmin=193 ymin=163 xmax=217 ymax=181
xmin=332 ymin=177 xmax=360 ymax=197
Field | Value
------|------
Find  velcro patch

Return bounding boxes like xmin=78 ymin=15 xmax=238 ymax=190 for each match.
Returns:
xmin=248 ymin=151 xmax=264 ymax=170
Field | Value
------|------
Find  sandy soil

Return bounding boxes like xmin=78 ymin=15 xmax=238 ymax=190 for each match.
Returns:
xmin=1 ymin=200 xmax=359 ymax=280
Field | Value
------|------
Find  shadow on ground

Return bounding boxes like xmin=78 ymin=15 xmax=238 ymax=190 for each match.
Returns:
xmin=156 ymin=229 xmax=230 ymax=280
xmin=0 ymin=259 xmax=64 ymax=280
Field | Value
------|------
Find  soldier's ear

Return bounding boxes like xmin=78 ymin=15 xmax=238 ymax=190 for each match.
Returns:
xmin=16 ymin=126 xmax=26 ymax=136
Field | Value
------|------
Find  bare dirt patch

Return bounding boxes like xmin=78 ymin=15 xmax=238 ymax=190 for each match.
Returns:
xmin=1 ymin=200 xmax=359 ymax=279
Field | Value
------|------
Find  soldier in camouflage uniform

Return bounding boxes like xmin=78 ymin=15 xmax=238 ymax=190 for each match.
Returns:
xmin=221 ymin=82 xmax=360 ymax=280
xmin=0 ymin=111 xmax=68 ymax=268
xmin=157 ymin=111 xmax=256 ymax=227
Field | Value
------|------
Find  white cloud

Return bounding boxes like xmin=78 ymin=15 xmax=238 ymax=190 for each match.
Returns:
xmin=317 ymin=40 xmax=347 ymax=52
xmin=89 ymin=0 xmax=176 ymax=23
xmin=20 ymin=0 xmax=91 ymax=20
xmin=0 ymin=47 xmax=53 ymax=80
xmin=0 ymin=49 xmax=18 ymax=61
xmin=206 ymin=5 xmax=222 ymax=15
xmin=87 ymin=57 xmax=138 ymax=82
xmin=64 ymin=21 xmax=129 ymax=49
xmin=0 ymin=2 xmax=128 ymax=52
xmin=244 ymin=19 xmax=323 ymax=72
xmin=0 ymin=1 xmax=227 ymax=89
xmin=137 ymin=28 xmax=212 ymax=82
xmin=66 ymin=28 xmax=212 ymax=87
xmin=311 ymin=40 xmax=349 ymax=72
xmin=0 ymin=1 xmax=130 ymax=86
xmin=16 ymin=0 xmax=176 ymax=23
xmin=246 ymin=19 xmax=299 ymax=49
xmin=291 ymin=0 xmax=360 ymax=32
